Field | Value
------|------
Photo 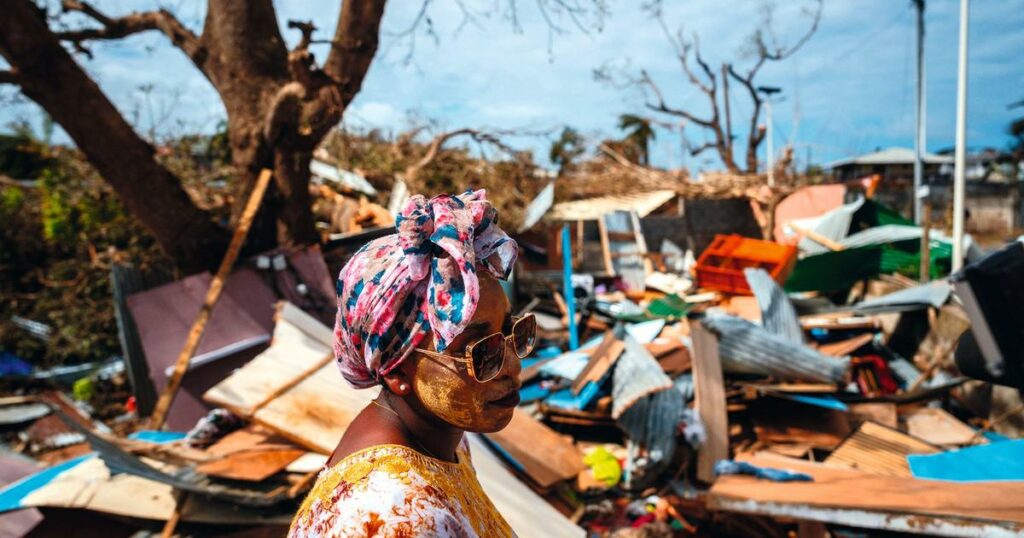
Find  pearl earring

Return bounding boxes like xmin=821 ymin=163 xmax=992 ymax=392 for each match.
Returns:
xmin=399 ymin=384 xmax=408 ymax=391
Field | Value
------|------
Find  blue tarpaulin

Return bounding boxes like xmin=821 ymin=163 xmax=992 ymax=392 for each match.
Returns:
xmin=908 ymin=440 xmax=1024 ymax=482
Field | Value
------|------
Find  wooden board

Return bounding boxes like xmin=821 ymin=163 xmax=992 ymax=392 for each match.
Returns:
xmin=752 ymin=397 xmax=850 ymax=450
xmin=20 ymin=457 xmax=292 ymax=525
xmin=206 ymin=426 xmax=297 ymax=456
xmin=710 ymin=452 xmax=1024 ymax=525
xmin=847 ymin=403 xmax=898 ymax=429
xmin=286 ymin=453 xmax=328 ymax=474
xmin=484 ymin=409 xmax=583 ymax=488
xmin=601 ymin=210 xmax=651 ymax=289
xmin=196 ymin=448 xmax=305 ymax=482
xmin=571 ymin=332 xmax=624 ymax=394
xmin=253 ymin=363 xmax=375 ymax=453
xmin=203 ymin=304 xmax=331 ymax=416
xmin=824 ymin=421 xmax=939 ymax=476
xmin=467 ymin=435 xmax=585 ymax=538
xmin=691 ymin=321 xmax=728 ymax=484
xmin=204 ymin=302 xmax=375 ymax=454
xmin=764 ymin=443 xmax=813 ymax=459
xmin=818 ymin=333 xmax=874 ymax=357
xmin=649 ymin=343 xmax=691 ymax=375
xmin=720 ymin=296 xmax=761 ymax=323
xmin=904 ymin=407 xmax=983 ymax=447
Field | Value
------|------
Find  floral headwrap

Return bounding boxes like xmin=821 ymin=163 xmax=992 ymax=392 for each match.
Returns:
xmin=334 ymin=190 xmax=518 ymax=389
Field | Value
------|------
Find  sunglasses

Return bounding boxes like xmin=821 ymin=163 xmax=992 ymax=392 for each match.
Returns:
xmin=417 ymin=313 xmax=537 ymax=383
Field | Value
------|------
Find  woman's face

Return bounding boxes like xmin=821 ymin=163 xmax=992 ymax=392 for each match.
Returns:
xmin=405 ymin=273 xmax=522 ymax=433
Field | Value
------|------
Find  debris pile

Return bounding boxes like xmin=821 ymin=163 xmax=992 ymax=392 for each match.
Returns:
xmin=1 ymin=181 xmax=1023 ymax=536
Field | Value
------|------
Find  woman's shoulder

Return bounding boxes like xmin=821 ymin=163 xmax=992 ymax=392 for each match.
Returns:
xmin=289 ymin=443 xmax=475 ymax=537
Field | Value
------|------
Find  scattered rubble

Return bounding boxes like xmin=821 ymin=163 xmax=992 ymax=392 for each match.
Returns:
xmin=1 ymin=179 xmax=1022 ymax=536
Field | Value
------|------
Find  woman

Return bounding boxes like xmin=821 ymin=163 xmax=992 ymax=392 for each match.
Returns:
xmin=290 ymin=190 xmax=534 ymax=538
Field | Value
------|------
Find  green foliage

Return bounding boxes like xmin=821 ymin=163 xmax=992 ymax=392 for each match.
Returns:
xmin=549 ymin=127 xmax=586 ymax=175
xmin=0 ymin=139 xmax=169 ymax=369
xmin=1 ymin=186 xmax=23 ymax=213
xmin=0 ymin=130 xmax=54 ymax=179
xmin=617 ymin=114 xmax=656 ymax=165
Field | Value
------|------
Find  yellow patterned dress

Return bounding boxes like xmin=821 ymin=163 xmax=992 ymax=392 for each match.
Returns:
xmin=289 ymin=440 xmax=515 ymax=537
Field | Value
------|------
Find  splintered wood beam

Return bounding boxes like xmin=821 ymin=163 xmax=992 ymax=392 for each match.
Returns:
xmin=691 ymin=319 xmax=728 ymax=484
xmin=148 ymin=169 xmax=273 ymax=429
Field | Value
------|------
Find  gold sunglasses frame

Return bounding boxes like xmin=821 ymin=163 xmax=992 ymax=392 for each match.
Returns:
xmin=416 ymin=313 xmax=537 ymax=382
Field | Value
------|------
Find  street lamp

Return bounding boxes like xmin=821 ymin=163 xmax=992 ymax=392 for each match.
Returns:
xmin=758 ymin=86 xmax=783 ymax=187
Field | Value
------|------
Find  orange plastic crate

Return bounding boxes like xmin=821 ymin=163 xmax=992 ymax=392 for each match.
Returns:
xmin=694 ymin=234 xmax=797 ymax=295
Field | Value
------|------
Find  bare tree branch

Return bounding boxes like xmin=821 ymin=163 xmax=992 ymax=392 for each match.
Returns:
xmin=324 ymin=0 xmax=387 ymax=107
xmin=639 ymin=70 xmax=713 ymax=128
xmin=688 ymin=140 xmax=717 ymax=156
xmin=287 ymin=20 xmax=317 ymax=52
xmin=691 ymin=34 xmax=716 ymax=89
xmin=404 ymin=128 xmax=524 ymax=188
xmin=0 ymin=70 xmax=23 ymax=85
xmin=759 ymin=0 xmax=822 ymax=61
xmin=56 ymin=0 xmax=205 ymax=64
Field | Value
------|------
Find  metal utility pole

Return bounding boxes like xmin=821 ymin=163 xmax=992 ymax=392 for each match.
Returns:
xmin=913 ymin=0 xmax=927 ymax=225
xmin=766 ymin=100 xmax=774 ymax=186
xmin=952 ymin=0 xmax=970 ymax=271
xmin=758 ymin=86 xmax=782 ymax=187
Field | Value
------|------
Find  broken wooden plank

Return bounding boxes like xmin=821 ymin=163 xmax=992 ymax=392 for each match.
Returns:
xmin=904 ymin=407 xmax=984 ymax=447
xmin=691 ymin=320 xmax=728 ymax=484
xmin=818 ymin=333 xmax=874 ymax=357
xmin=205 ymin=426 xmax=297 ymax=456
xmin=484 ymin=409 xmax=583 ymax=489
xmin=196 ymin=449 xmax=306 ymax=482
xmin=847 ymin=403 xmax=898 ymax=429
xmin=710 ymin=451 xmax=1024 ymax=527
xmin=752 ymin=397 xmax=850 ymax=450
xmin=824 ymin=421 xmax=940 ymax=476
xmin=149 ymin=168 xmax=273 ymax=429
xmin=571 ymin=332 xmax=624 ymax=395
xmin=204 ymin=302 xmax=375 ymax=454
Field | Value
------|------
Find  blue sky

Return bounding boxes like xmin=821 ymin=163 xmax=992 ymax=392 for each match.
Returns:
xmin=2 ymin=0 xmax=1022 ymax=172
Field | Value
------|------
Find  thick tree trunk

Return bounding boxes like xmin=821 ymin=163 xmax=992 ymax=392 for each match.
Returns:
xmin=273 ymin=148 xmax=318 ymax=245
xmin=1 ymin=0 xmax=388 ymax=267
xmin=0 ymin=1 xmax=227 ymax=272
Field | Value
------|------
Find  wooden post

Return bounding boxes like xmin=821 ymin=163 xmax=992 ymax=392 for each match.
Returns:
xmin=597 ymin=216 xmax=613 ymax=275
xmin=691 ymin=319 xmax=728 ymax=484
xmin=787 ymin=221 xmax=845 ymax=252
xmin=920 ymin=200 xmax=932 ymax=282
xmin=148 ymin=169 xmax=274 ymax=429
xmin=161 ymin=491 xmax=186 ymax=538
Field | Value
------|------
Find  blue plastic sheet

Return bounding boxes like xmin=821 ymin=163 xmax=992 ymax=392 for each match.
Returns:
xmin=908 ymin=440 xmax=1024 ymax=482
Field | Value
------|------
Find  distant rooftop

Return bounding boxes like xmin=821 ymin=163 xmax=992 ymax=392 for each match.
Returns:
xmin=824 ymin=147 xmax=954 ymax=170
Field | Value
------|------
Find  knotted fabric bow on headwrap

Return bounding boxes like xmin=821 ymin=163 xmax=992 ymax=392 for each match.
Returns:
xmin=334 ymin=190 xmax=518 ymax=388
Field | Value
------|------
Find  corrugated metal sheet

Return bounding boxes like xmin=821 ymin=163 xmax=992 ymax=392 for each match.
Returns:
xmin=611 ymin=335 xmax=682 ymax=489
xmin=611 ymin=336 xmax=674 ymax=419
xmin=824 ymin=147 xmax=953 ymax=169
xmin=853 ymin=280 xmax=952 ymax=314
xmin=792 ymin=197 xmax=865 ymax=255
xmin=545 ymin=190 xmax=676 ymax=222
xmin=744 ymin=268 xmax=803 ymax=345
xmin=618 ymin=387 xmax=683 ymax=490
xmin=703 ymin=314 xmax=849 ymax=383
xmin=310 ymin=158 xmax=377 ymax=196
xmin=519 ymin=182 xmax=555 ymax=232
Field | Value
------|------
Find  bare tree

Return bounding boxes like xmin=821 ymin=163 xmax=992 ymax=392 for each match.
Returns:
xmin=599 ymin=1 xmax=821 ymax=175
xmin=402 ymin=127 xmax=526 ymax=191
xmin=0 ymin=1 xmax=602 ymax=272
